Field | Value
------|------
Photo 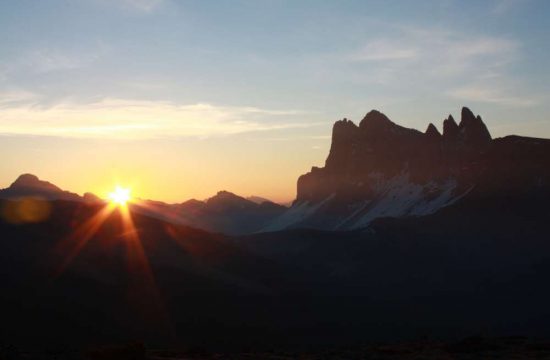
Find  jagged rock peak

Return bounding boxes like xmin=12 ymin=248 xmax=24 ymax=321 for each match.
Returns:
xmin=359 ymin=109 xmax=393 ymax=129
xmin=330 ymin=118 xmax=360 ymax=149
xmin=460 ymin=107 xmax=477 ymax=127
xmin=443 ymin=114 xmax=459 ymax=140
xmin=333 ymin=117 xmax=358 ymax=132
xmin=425 ymin=123 xmax=441 ymax=138
xmin=459 ymin=107 xmax=492 ymax=145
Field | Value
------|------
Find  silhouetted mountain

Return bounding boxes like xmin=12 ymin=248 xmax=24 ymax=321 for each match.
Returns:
xmin=265 ymin=107 xmax=550 ymax=231
xmin=246 ymin=195 xmax=274 ymax=204
xmin=133 ymin=191 xmax=287 ymax=235
xmin=82 ymin=191 xmax=103 ymax=203
xmin=0 ymin=174 xmax=81 ymax=201
xmin=0 ymin=174 xmax=287 ymax=235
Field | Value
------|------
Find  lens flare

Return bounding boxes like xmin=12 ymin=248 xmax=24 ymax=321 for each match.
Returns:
xmin=108 ymin=186 xmax=131 ymax=206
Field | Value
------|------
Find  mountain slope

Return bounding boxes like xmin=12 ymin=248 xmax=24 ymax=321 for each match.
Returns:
xmin=0 ymin=199 xmax=301 ymax=349
xmin=265 ymin=107 xmax=550 ymax=231
xmin=134 ymin=191 xmax=287 ymax=235
xmin=3 ymin=188 xmax=550 ymax=349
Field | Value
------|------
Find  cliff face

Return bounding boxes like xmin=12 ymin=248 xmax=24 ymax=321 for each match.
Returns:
xmin=265 ymin=107 xmax=550 ymax=232
xmin=297 ymin=107 xmax=492 ymax=204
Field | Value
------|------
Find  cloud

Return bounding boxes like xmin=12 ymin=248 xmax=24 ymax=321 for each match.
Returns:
xmin=113 ymin=0 xmax=164 ymax=12
xmin=492 ymin=0 xmax=528 ymax=15
xmin=0 ymin=90 xmax=40 ymax=105
xmin=0 ymin=98 xmax=312 ymax=139
xmin=0 ymin=43 xmax=109 ymax=78
xmin=22 ymin=46 xmax=107 ymax=73
xmin=348 ymin=27 xmax=518 ymax=79
xmin=334 ymin=24 xmax=540 ymax=108
xmin=348 ymin=39 xmax=418 ymax=61
xmin=448 ymin=84 xmax=537 ymax=107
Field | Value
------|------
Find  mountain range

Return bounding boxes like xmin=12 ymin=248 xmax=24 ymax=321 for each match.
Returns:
xmin=267 ymin=106 xmax=550 ymax=230
xmin=2 ymin=106 xmax=550 ymax=351
xmin=3 ymin=107 xmax=549 ymax=235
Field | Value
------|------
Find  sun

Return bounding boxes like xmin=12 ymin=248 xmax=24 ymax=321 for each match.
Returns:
xmin=108 ymin=186 xmax=131 ymax=206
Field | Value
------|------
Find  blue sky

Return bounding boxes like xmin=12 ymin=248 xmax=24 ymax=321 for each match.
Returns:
xmin=0 ymin=0 xmax=549 ymax=201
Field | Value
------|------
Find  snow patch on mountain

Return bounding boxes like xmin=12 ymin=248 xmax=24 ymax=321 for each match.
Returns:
xmin=349 ymin=174 xmax=460 ymax=229
xmin=266 ymin=172 xmax=468 ymax=231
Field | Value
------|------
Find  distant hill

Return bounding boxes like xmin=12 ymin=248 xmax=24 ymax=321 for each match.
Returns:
xmin=0 ymin=175 xmax=287 ymax=235
xmin=0 ymin=173 xmax=81 ymax=201
xmin=134 ymin=191 xmax=287 ymax=235
xmin=246 ymin=195 xmax=274 ymax=204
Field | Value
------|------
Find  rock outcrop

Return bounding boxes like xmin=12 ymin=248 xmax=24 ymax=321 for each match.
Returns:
xmin=266 ymin=107 xmax=550 ymax=232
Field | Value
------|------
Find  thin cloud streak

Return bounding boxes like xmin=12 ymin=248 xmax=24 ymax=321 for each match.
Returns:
xmin=492 ymin=0 xmax=528 ymax=15
xmin=349 ymin=39 xmax=418 ymax=61
xmin=0 ymin=90 xmax=40 ymax=105
xmin=101 ymin=0 xmax=165 ymax=13
xmin=0 ymin=98 xmax=313 ymax=139
xmin=448 ymin=85 xmax=538 ymax=107
xmin=347 ymin=27 xmax=518 ymax=79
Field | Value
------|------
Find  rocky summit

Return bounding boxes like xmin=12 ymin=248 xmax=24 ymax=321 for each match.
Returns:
xmin=265 ymin=107 xmax=550 ymax=231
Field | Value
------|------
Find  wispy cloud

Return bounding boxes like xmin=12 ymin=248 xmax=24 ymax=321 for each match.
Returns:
xmin=347 ymin=26 xmax=518 ymax=79
xmin=0 ymin=90 xmax=40 ymax=106
xmin=348 ymin=39 xmax=418 ymax=61
xmin=338 ymin=24 xmax=537 ymax=107
xmin=492 ymin=0 xmax=528 ymax=15
xmin=0 ymin=98 xmax=311 ymax=139
xmin=111 ymin=0 xmax=165 ymax=13
xmin=448 ymin=84 xmax=538 ymax=107
xmin=22 ymin=46 xmax=107 ymax=73
xmin=0 ymin=43 xmax=109 ymax=78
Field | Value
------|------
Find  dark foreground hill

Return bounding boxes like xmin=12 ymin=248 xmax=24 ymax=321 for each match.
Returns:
xmin=1 ymin=189 xmax=550 ymax=352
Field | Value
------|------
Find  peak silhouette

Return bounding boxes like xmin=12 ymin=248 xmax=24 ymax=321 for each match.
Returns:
xmin=11 ymin=173 xmax=61 ymax=191
xmin=265 ymin=106 xmax=550 ymax=232
xmin=359 ymin=109 xmax=393 ymax=128
xmin=425 ymin=123 xmax=441 ymax=139
xmin=1 ymin=174 xmax=80 ymax=201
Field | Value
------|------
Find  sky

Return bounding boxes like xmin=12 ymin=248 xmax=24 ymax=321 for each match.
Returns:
xmin=0 ymin=0 xmax=549 ymax=203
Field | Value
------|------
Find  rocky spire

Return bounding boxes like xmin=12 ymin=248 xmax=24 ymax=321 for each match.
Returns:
xmin=325 ymin=118 xmax=359 ymax=170
xmin=458 ymin=107 xmax=492 ymax=147
xmin=443 ymin=115 xmax=459 ymax=141
xmin=425 ymin=123 xmax=442 ymax=140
